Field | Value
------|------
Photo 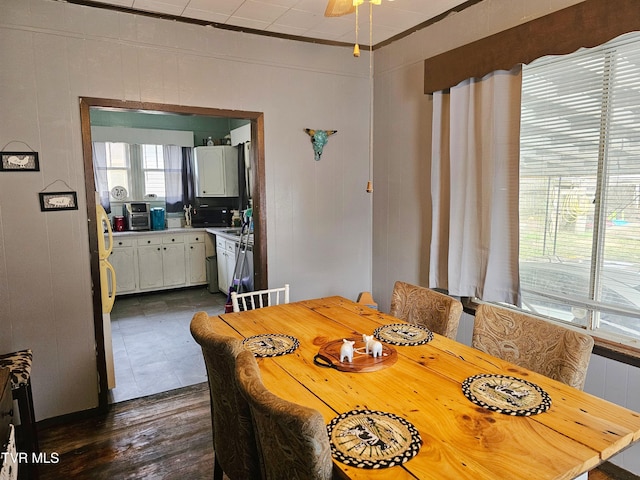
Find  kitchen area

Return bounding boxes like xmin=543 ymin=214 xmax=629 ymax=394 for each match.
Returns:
xmin=92 ymin=108 xmax=257 ymax=402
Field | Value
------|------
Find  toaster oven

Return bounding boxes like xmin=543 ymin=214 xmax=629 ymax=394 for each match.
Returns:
xmin=124 ymin=202 xmax=151 ymax=231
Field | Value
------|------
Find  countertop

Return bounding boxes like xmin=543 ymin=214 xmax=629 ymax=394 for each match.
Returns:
xmin=205 ymin=227 xmax=253 ymax=245
xmin=111 ymin=226 xmax=252 ymax=244
xmin=112 ymin=227 xmax=207 ymax=237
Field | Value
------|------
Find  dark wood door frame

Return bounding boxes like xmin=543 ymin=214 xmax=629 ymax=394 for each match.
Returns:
xmin=79 ymin=97 xmax=267 ymax=410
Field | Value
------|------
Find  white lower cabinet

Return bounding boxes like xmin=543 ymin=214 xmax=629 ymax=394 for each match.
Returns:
xmin=161 ymin=236 xmax=186 ymax=287
xmin=112 ymin=231 xmax=207 ymax=296
xmin=187 ymin=234 xmax=207 ymax=284
xmin=216 ymin=236 xmax=237 ymax=294
xmin=137 ymin=237 xmax=164 ymax=291
xmin=109 ymin=238 xmax=136 ymax=294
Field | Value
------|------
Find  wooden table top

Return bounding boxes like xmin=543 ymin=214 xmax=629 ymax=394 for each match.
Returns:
xmin=212 ymin=296 xmax=640 ymax=480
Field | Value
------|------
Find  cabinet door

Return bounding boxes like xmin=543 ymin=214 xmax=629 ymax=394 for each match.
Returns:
xmin=225 ymin=240 xmax=237 ymax=291
xmin=195 ymin=147 xmax=226 ymax=196
xmin=188 ymin=241 xmax=206 ymax=284
xmin=216 ymin=242 xmax=229 ymax=293
xmin=110 ymin=241 xmax=136 ymax=294
xmin=138 ymin=244 xmax=164 ymax=290
xmin=162 ymin=243 xmax=186 ymax=287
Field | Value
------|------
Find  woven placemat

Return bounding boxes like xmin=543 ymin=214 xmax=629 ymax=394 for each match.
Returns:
xmin=461 ymin=374 xmax=552 ymax=416
xmin=327 ymin=409 xmax=421 ymax=468
xmin=242 ymin=334 xmax=299 ymax=357
xmin=373 ymin=323 xmax=433 ymax=346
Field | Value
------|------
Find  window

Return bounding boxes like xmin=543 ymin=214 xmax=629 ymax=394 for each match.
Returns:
xmin=104 ymin=143 xmax=166 ymax=200
xmin=519 ymin=32 xmax=640 ymax=344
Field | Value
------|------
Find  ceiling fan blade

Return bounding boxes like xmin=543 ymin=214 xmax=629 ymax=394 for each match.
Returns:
xmin=325 ymin=0 xmax=355 ymax=17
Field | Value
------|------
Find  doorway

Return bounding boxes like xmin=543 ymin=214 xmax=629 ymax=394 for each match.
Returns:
xmin=79 ymin=97 xmax=267 ymax=410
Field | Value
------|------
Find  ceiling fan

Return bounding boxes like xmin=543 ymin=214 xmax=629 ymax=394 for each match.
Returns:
xmin=324 ymin=0 xmax=355 ymax=17
xmin=324 ymin=0 xmax=383 ymax=17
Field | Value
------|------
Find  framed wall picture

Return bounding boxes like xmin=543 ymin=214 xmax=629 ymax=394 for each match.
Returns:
xmin=0 ymin=152 xmax=40 ymax=171
xmin=39 ymin=191 xmax=78 ymax=212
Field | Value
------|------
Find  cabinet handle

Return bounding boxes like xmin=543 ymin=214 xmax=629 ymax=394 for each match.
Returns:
xmin=118 ymin=241 xmax=123 ymax=245
xmin=1 ymin=408 xmax=14 ymax=418
xmin=163 ymin=247 xmax=167 ymax=250
xmin=195 ymin=237 xmax=199 ymax=241
xmin=172 ymin=238 xmax=175 ymax=242
xmin=157 ymin=248 xmax=161 ymax=251
xmin=148 ymin=240 xmax=151 ymax=244
xmin=190 ymin=246 xmax=194 ymax=249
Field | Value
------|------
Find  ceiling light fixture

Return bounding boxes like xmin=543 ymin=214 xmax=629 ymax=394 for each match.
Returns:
xmin=354 ymin=0 xmax=380 ymax=193
xmin=326 ymin=0 xmax=394 ymax=193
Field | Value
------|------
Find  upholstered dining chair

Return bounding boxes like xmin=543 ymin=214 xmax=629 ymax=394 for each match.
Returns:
xmin=389 ymin=281 xmax=463 ymax=340
xmin=235 ymin=349 xmax=334 ymax=480
xmin=231 ymin=284 xmax=290 ymax=312
xmin=472 ymin=303 xmax=595 ymax=390
xmin=189 ymin=312 xmax=262 ymax=480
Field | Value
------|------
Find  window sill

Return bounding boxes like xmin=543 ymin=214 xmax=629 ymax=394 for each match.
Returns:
xmin=592 ymin=337 xmax=640 ymax=368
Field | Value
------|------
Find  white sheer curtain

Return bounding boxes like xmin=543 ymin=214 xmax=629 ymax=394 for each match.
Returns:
xmin=430 ymin=66 xmax=522 ymax=304
xmin=92 ymin=141 xmax=110 ymax=212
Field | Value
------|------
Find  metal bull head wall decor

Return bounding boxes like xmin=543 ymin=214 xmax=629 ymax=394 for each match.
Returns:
xmin=304 ymin=128 xmax=337 ymax=161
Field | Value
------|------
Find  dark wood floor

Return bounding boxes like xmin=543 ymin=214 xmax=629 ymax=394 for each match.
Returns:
xmin=34 ymin=382 xmax=637 ymax=480
xmin=38 ymin=383 xmax=214 ymax=480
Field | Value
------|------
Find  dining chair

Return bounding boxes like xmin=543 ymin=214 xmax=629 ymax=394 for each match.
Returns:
xmin=189 ymin=312 xmax=262 ymax=480
xmin=231 ymin=284 xmax=290 ymax=312
xmin=472 ymin=303 xmax=595 ymax=390
xmin=235 ymin=349 xmax=334 ymax=480
xmin=0 ymin=349 xmax=39 ymax=458
xmin=389 ymin=281 xmax=463 ymax=340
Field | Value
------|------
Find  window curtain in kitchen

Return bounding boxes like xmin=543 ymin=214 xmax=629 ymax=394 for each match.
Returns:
xmin=237 ymin=142 xmax=248 ymax=212
xmin=181 ymin=147 xmax=196 ymax=210
xmin=429 ymin=66 xmax=522 ymax=304
xmin=92 ymin=141 xmax=110 ymax=213
xmin=163 ymin=145 xmax=183 ymax=213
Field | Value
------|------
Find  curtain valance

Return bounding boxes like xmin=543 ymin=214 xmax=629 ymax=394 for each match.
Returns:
xmin=424 ymin=0 xmax=640 ymax=94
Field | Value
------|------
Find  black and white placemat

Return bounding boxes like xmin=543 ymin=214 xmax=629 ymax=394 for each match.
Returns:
xmin=242 ymin=334 xmax=299 ymax=357
xmin=461 ymin=374 xmax=552 ymax=416
xmin=373 ymin=323 xmax=433 ymax=346
xmin=327 ymin=409 xmax=421 ymax=469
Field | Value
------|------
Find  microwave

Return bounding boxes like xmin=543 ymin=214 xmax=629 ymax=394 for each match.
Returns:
xmin=124 ymin=202 xmax=151 ymax=231
xmin=191 ymin=206 xmax=232 ymax=227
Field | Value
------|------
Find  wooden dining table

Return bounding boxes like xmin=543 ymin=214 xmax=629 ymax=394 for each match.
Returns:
xmin=209 ymin=296 xmax=640 ymax=480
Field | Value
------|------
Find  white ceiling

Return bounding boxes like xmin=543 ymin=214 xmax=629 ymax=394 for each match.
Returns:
xmin=81 ymin=0 xmax=472 ymax=46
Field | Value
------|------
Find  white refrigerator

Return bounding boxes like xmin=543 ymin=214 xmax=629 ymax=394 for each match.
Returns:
xmin=97 ymin=203 xmax=117 ymax=389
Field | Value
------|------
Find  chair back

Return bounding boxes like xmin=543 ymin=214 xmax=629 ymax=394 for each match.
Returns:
xmin=472 ymin=303 xmax=594 ymax=390
xmin=189 ymin=312 xmax=262 ymax=480
xmin=389 ymin=281 xmax=463 ymax=340
xmin=231 ymin=284 xmax=290 ymax=312
xmin=235 ymin=349 xmax=334 ymax=480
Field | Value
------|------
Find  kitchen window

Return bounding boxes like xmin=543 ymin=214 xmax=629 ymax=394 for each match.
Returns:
xmin=519 ymin=32 xmax=640 ymax=345
xmin=103 ymin=142 xmax=166 ymax=201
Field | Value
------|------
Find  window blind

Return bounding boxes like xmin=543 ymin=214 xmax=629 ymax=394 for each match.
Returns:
xmin=519 ymin=32 xmax=640 ymax=343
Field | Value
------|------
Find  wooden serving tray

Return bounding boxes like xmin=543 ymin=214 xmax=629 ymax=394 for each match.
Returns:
xmin=314 ymin=337 xmax=397 ymax=373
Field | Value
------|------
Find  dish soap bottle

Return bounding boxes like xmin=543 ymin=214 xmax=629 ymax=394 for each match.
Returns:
xmin=206 ymin=136 xmax=214 ymax=146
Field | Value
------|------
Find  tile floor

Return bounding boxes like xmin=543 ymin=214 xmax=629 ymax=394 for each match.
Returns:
xmin=108 ymin=286 xmax=228 ymax=403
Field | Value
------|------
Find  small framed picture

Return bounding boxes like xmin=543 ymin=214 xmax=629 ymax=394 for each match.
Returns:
xmin=39 ymin=191 xmax=78 ymax=212
xmin=0 ymin=152 xmax=40 ymax=171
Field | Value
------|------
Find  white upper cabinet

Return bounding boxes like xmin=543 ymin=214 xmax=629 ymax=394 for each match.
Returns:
xmin=194 ymin=146 xmax=239 ymax=197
